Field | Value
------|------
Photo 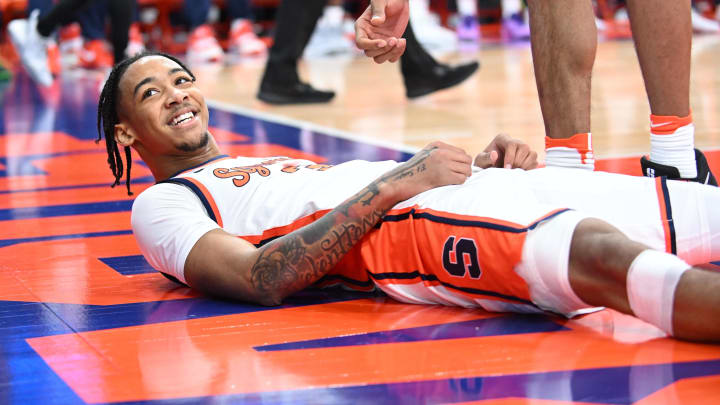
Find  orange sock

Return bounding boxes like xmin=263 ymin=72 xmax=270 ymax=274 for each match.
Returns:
xmin=544 ymin=133 xmax=594 ymax=170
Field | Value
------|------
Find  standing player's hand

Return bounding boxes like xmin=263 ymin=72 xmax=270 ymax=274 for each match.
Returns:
xmin=474 ymin=134 xmax=538 ymax=170
xmin=386 ymin=141 xmax=473 ymax=203
xmin=355 ymin=0 xmax=409 ymax=63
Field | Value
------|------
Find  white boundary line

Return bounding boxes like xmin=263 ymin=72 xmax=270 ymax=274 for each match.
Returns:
xmin=207 ymin=99 xmax=419 ymax=154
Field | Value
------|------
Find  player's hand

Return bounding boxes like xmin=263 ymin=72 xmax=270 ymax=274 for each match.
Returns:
xmin=355 ymin=0 xmax=409 ymax=63
xmin=474 ymin=134 xmax=538 ymax=170
xmin=387 ymin=141 xmax=473 ymax=202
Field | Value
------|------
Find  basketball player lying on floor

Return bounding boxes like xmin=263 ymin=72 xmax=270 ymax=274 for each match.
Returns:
xmin=98 ymin=52 xmax=720 ymax=342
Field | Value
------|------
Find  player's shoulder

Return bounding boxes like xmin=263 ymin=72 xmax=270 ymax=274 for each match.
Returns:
xmin=131 ymin=181 xmax=202 ymax=219
xmin=133 ymin=181 xmax=194 ymax=204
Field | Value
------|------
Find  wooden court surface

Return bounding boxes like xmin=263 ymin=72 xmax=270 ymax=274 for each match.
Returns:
xmin=0 ymin=36 xmax=719 ymax=404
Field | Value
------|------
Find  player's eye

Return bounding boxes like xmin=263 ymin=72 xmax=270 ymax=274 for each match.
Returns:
xmin=142 ymin=89 xmax=158 ymax=100
xmin=176 ymin=76 xmax=192 ymax=85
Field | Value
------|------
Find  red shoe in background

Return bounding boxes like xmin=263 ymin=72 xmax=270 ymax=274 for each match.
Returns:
xmin=186 ymin=24 xmax=223 ymax=64
xmin=126 ymin=23 xmax=145 ymax=57
xmin=228 ymin=19 xmax=267 ymax=57
xmin=79 ymin=39 xmax=113 ymax=70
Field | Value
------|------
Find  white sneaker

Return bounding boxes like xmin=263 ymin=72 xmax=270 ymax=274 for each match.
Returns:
xmin=8 ymin=10 xmax=53 ymax=86
xmin=304 ymin=19 xmax=354 ymax=58
xmin=691 ymin=7 xmax=720 ymax=33
xmin=409 ymin=0 xmax=458 ymax=51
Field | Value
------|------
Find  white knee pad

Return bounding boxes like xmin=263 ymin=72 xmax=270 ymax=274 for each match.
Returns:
xmin=626 ymin=250 xmax=690 ymax=335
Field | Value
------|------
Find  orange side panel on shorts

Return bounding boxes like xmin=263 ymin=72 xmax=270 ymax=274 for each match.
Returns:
xmin=353 ymin=206 xmax=535 ymax=304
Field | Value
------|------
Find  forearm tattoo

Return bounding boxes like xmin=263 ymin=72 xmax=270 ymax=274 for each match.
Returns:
xmin=249 ymin=147 xmax=435 ymax=303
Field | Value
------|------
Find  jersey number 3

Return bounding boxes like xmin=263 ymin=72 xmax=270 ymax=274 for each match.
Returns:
xmin=442 ymin=236 xmax=481 ymax=279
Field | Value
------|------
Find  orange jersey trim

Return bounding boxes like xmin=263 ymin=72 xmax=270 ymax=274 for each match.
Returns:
xmin=181 ymin=177 xmax=224 ymax=228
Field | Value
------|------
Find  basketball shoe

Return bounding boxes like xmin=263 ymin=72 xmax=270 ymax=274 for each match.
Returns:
xmin=7 ymin=9 xmax=53 ymax=86
xmin=228 ymin=19 xmax=266 ymax=57
xmin=186 ymin=25 xmax=223 ymax=64
xmin=456 ymin=15 xmax=480 ymax=42
xmin=126 ymin=23 xmax=145 ymax=57
xmin=58 ymin=23 xmax=82 ymax=67
xmin=641 ymin=149 xmax=718 ymax=186
xmin=79 ymin=40 xmax=113 ymax=70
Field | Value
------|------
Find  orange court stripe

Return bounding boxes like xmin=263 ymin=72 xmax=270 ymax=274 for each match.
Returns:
xmin=0 ymin=185 xmax=146 ymax=209
xmin=0 ymin=212 xmax=130 ymax=240
xmin=26 ymin=301 xmax=720 ymax=402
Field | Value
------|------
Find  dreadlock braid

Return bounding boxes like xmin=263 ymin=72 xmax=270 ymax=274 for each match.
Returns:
xmin=96 ymin=51 xmax=196 ymax=195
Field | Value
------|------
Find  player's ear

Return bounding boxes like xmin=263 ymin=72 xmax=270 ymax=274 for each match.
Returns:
xmin=114 ymin=123 xmax=136 ymax=147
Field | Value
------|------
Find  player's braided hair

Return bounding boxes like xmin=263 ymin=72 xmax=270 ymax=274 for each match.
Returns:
xmin=96 ymin=51 xmax=196 ymax=195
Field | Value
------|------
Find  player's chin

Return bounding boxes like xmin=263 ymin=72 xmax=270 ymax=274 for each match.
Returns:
xmin=176 ymin=131 xmax=210 ymax=153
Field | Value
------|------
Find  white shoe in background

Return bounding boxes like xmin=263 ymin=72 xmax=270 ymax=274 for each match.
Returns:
xmin=691 ymin=7 xmax=720 ymax=33
xmin=304 ymin=6 xmax=354 ymax=58
xmin=8 ymin=10 xmax=53 ymax=86
xmin=409 ymin=0 xmax=458 ymax=51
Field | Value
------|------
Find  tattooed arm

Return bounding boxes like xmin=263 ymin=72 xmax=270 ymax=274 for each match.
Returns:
xmin=183 ymin=142 xmax=473 ymax=306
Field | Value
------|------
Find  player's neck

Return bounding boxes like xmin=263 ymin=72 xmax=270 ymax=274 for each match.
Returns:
xmin=143 ymin=137 xmax=224 ymax=181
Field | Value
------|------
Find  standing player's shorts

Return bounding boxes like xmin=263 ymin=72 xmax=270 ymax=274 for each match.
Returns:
xmin=326 ymin=167 xmax=717 ymax=317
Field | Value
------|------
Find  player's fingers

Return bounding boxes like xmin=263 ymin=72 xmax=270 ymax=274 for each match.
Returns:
xmin=473 ymin=152 xmax=492 ymax=168
xmin=473 ymin=151 xmax=498 ymax=169
xmin=365 ymin=45 xmax=393 ymax=58
xmin=387 ymin=39 xmax=407 ymax=63
xmin=503 ymin=142 xmax=517 ymax=169
xmin=356 ymin=32 xmax=388 ymax=51
xmin=512 ymin=145 xmax=529 ymax=168
xmin=449 ymin=160 xmax=472 ymax=178
xmin=371 ymin=0 xmax=387 ymax=25
xmin=373 ymin=44 xmax=403 ymax=63
xmin=522 ymin=151 xmax=539 ymax=170
xmin=432 ymin=140 xmax=467 ymax=155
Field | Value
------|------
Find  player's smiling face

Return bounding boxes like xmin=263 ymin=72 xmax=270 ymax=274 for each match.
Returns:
xmin=116 ymin=55 xmax=210 ymax=155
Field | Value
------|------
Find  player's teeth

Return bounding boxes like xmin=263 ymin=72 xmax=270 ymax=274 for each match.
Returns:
xmin=172 ymin=112 xmax=193 ymax=125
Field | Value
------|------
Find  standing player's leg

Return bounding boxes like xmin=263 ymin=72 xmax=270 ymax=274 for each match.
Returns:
xmin=526 ymin=0 xmax=596 ymax=170
xmin=624 ymin=0 xmax=716 ymax=184
xmin=568 ymin=218 xmax=720 ymax=342
xmin=257 ymin=0 xmax=332 ymax=104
